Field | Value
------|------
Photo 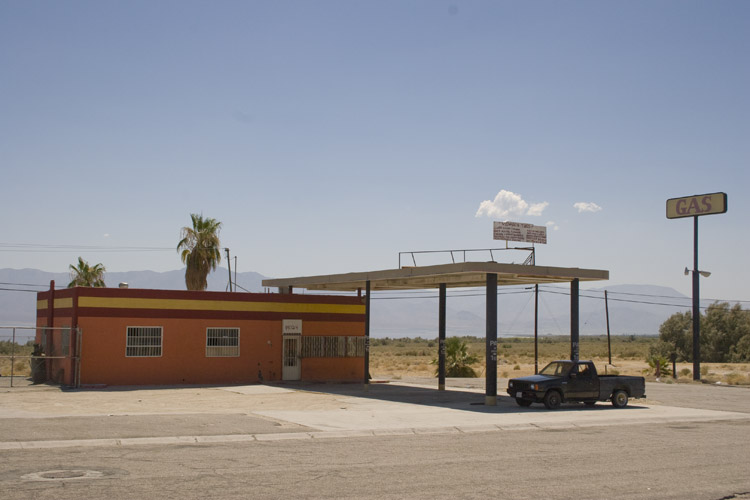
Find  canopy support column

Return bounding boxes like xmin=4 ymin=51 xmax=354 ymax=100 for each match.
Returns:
xmin=571 ymin=278 xmax=580 ymax=361
xmin=364 ymin=279 xmax=370 ymax=391
xmin=485 ymin=273 xmax=498 ymax=406
xmin=438 ymin=283 xmax=446 ymax=391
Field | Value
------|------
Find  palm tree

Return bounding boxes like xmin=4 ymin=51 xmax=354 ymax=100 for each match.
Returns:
xmin=177 ymin=213 xmax=222 ymax=291
xmin=68 ymin=257 xmax=107 ymax=288
xmin=431 ymin=337 xmax=480 ymax=377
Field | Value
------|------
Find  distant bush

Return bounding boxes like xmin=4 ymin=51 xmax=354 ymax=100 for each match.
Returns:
xmin=656 ymin=303 xmax=750 ymax=363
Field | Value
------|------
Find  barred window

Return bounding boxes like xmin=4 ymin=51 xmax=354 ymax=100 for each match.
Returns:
xmin=206 ymin=327 xmax=240 ymax=357
xmin=126 ymin=327 xmax=162 ymax=357
xmin=301 ymin=336 xmax=365 ymax=358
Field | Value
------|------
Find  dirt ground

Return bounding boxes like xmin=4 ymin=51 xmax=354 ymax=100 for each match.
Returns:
xmin=370 ymin=356 xmax=750 ymax=386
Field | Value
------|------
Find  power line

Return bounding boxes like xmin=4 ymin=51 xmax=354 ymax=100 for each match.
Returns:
xmin=0 ymin=242 xmax=173 ymax=253
xmin=0 ymin=282 xmax=51 ymax=288
xmin=0 ymin=287 xmax=40 ymax=293
xmin=539 ymin=284 xmax=750 ymax=305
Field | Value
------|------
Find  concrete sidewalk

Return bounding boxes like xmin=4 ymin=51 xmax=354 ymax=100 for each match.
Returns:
xmin=2 ymin=380 xmax=749 ymax=450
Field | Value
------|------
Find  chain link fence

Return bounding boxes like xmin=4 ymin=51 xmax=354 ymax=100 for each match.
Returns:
xmin=0 ymin=326 xmax=80 ymax=388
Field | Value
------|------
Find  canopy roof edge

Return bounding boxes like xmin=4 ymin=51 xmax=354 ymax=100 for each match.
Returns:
xmin=262 ymin=262 xmax=609 ymax=292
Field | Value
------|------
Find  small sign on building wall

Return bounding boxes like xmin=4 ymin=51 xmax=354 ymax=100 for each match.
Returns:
xmin=282 ymin=319 xmax=302 ymax=335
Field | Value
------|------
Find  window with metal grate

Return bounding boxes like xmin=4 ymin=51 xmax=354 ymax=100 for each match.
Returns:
xmin=206 ymin=327 xmax=240 ymax=357
xmin=126 ymin=326 xmax=163 ymax=357
xmin=301 ymin=336 xmax=365 ymax=358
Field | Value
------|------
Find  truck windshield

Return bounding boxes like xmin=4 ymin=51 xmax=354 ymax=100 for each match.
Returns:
xmin=538 ymin=362 xmax=573 ymax=376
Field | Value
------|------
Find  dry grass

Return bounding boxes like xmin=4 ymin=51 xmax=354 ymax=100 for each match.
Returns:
xmin=370 ymin=336 xmax=750 ymax=386
xmin=0 ymin=357 xmax=31 ymax=377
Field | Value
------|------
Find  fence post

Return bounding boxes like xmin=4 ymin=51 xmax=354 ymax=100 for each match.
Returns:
xmin=10 ymin=328 xmax=16 ymax=388
xmin=76 ymin=327 xmax=82 ymax=388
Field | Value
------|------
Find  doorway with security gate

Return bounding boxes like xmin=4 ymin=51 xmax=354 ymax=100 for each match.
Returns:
xmin=282 ymin=319 xmax=302 ymax=381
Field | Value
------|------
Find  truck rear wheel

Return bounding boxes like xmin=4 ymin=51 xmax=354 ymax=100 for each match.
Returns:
xmin=612 ymin=390 xmax=629 ymax=408
xmin=543 ymin=390 xmax=562 ymax=410
xmin=516 ymin=398 xmax=532 ymax=407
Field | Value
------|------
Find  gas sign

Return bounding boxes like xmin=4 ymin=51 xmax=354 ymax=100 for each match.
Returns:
xmin=666 ymin=192 xmax=727 ymax=219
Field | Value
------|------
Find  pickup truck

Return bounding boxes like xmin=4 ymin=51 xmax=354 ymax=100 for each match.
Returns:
xmin=507 ymin=360 xmax=646 ymax=409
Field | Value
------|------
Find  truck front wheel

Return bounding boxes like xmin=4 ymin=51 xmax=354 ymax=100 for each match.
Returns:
xmin=543 ymin=390 xmax=562 ymax=410
xmin=516 ymin=398 xmax=532 ymax=407
xmin=612 ymin=390 xmax=629 ymax=408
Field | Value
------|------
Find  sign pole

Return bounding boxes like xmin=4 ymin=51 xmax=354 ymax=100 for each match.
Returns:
xmin=666 ymin=191 xmax=727 ymax=382
xmin=692 ymin=216 xmax=701 ymax=381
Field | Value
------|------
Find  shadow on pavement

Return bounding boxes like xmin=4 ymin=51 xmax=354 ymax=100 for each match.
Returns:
xmin=273 ymin=380 xmax=648 ymax=414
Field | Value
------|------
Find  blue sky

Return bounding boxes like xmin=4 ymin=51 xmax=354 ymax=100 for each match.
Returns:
xmin=1 ymin=1 xmax=748 ymax=301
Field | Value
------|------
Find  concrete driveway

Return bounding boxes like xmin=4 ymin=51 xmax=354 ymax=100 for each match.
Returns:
xmin=1 ymin=378 xmax=749 ymax=449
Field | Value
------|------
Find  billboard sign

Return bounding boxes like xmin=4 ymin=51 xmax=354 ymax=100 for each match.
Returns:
xmin=666 ymin=192 xmax=727 ymax=219
xmin=493 ymin=221 xmax=547 ymax=244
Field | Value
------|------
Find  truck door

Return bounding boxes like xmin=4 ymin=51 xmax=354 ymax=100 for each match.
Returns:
xmin=567 ymin=362 xmax=598 ymax=399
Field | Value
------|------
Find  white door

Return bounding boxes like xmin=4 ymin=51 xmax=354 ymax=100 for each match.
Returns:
xmin=282 ymin=335 xmax=301 ymax=380
xmin=282 ymin=320 xmax=302 ymax=381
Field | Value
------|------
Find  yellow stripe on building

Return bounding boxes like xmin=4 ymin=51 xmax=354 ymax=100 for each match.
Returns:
xmin=77 ymin=296 xmax=365 ymax=315
xmin=36 ymin=298 xmax=74 ymax=310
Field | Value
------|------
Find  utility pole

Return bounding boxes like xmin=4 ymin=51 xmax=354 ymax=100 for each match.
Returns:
xmin=605 ymin=290 xmax=612 ymax=366
xmin=225 ymin=248 xmax=232 ymax=292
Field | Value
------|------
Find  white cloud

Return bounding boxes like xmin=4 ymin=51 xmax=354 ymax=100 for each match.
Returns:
xmin=546 ymin=221 xmax=559 ymax=231
xmin=527 ymin=202 xmax=549 ymax=216
xmin=573 ymin=202 xmax=602 ymax=213
xmin=475 ymin=190 xmax=548 ymax=219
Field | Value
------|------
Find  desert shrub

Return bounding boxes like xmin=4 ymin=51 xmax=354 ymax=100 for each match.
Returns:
xmin=513 ymin=364 xmax=520 ymax=370
xmin=644 ymin=355 xmax=672 ymax=377
xmin=680 ymin=368 xmax=692 ymax=377
xmin=725 ymin=372 xmax=750 ymax=385
xmin=430 ymin=337 xmax=479 ymax=377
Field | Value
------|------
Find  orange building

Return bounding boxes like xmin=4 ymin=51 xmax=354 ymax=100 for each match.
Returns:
xmin=36 ymin=285 xmax=366 ymax=387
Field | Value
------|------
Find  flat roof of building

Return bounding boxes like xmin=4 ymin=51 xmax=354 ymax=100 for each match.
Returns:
xmin=262 ymin=262 xmax=609 ymax=292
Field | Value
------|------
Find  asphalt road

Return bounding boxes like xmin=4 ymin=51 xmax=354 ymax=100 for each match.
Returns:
xmin=2 ymin=379 xmax=749 ymax=499
xmin=2 ymin=419 xmax=749 ymax=500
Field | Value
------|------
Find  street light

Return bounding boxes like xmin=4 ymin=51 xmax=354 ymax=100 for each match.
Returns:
xmin=685 ymin=267 xmax=711 ymax=278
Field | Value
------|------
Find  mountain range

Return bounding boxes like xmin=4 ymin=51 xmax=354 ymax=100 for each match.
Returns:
xmin=0 ymin=268 xmax=704 ymax=337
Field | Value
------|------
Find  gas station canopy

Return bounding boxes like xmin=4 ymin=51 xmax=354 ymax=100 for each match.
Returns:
xmin=262 ymin=261 xmax=609 ymax=407
xmin=262 ymin=262 xmax=609 ymax=292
